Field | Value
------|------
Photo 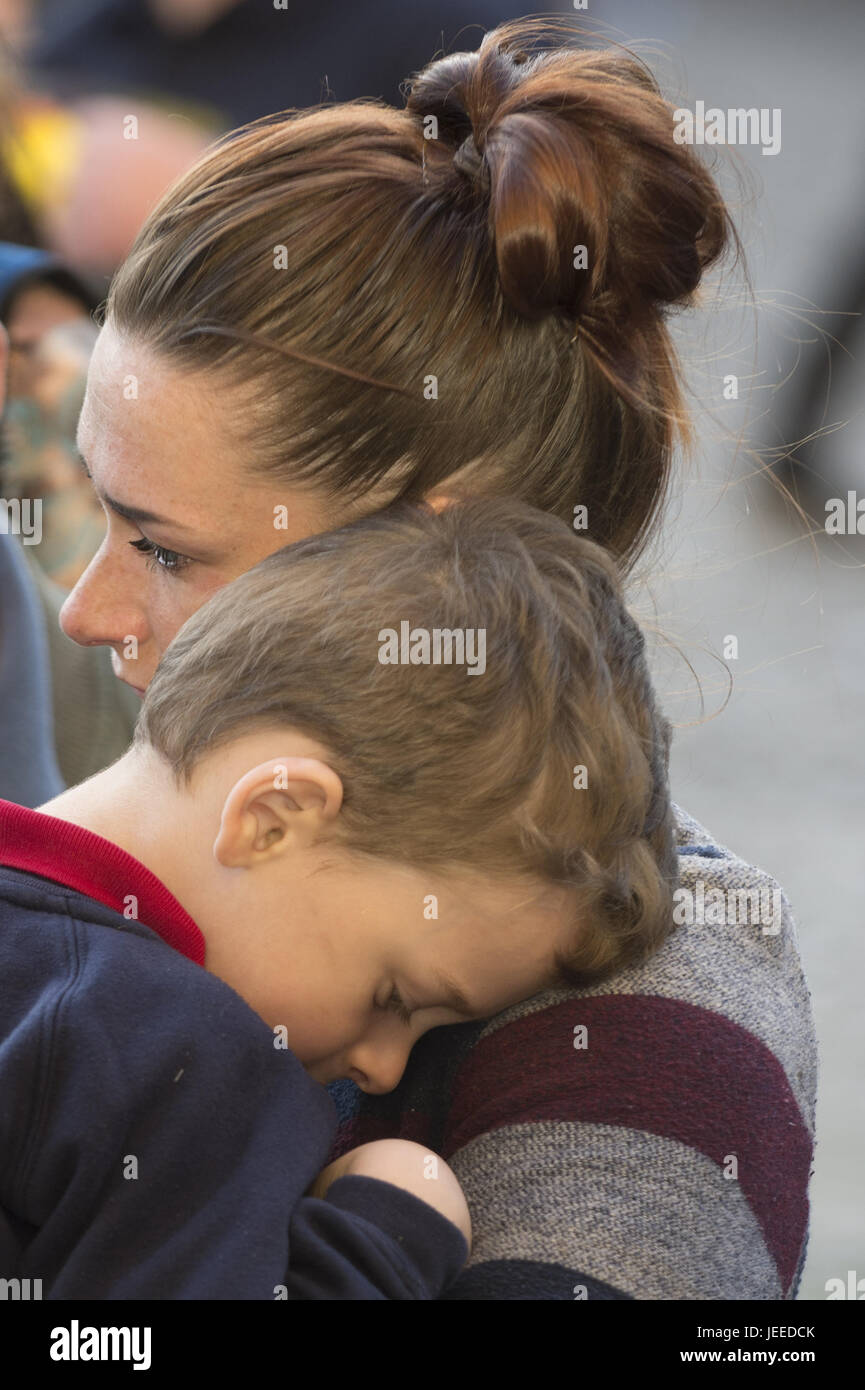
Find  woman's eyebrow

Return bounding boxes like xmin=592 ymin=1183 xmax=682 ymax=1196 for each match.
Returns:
xmin=75 ymin=450 xmax=196 ymax=533
xmin=99 ymin=489 xmax=175 ymax=528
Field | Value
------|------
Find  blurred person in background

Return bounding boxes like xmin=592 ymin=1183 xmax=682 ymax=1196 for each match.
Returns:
xmin=0 ymin=322 xmax=64 ymax=806
xmin=0 ymin=240 xmax=104 ymax=585
xmin=0 ymin=24 xmax=43 ymax=245
xmin=0 ymin=247 xmax=138 ymax=797
xmin=2 ymin=0 xmax=533 ymax=276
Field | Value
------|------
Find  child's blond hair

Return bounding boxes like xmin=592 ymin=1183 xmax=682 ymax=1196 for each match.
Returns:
xmin=138 ymin=498 xmax=679 ymax=986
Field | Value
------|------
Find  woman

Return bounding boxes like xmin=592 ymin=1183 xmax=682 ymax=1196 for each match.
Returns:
xmin=60 ymin=21 xmax=734 ymax=687
xmin=57 ymin=19 xmax=816 ymax=1299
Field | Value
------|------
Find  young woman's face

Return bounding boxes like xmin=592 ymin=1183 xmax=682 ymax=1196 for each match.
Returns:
xmin=60 ymin=322 xmax=340 ymax=693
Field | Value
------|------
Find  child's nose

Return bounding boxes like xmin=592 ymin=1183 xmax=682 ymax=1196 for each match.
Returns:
xmin=348 ymin=1039 xmax=412 ymax=1096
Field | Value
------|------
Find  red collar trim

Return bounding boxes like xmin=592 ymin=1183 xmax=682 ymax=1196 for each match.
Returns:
xmin=0 ymin=799 xmax=205 ymax=966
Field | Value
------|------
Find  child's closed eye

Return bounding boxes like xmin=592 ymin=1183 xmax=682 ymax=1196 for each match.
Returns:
xmin=380 ymin=986 xmax=413 ymax=1026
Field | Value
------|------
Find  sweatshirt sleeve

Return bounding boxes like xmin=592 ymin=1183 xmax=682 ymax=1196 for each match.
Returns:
xmin=4 ymin=912 xmax=467 ymax=1300
xmin=282 ymin=1177 xmax=468 ymax=1299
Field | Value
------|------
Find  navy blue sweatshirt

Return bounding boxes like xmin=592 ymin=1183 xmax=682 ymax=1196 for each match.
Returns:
xmin=0 ymin=800 xmax=468 ymax=1299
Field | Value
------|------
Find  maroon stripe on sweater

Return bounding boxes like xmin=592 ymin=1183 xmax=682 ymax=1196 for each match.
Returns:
xmin=327 ymin=1107 xmax=432 ymax=1163
xmin=441 ymin=995 xmax=812 ymax=1295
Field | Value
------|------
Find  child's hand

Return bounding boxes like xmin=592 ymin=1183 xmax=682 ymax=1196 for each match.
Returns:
xmin=306 ymin=1139 xmax=472 ymax=1252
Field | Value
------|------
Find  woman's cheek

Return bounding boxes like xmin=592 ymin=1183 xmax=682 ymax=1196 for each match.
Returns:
xmin=150 ymin=579 xmax=221 ymax=658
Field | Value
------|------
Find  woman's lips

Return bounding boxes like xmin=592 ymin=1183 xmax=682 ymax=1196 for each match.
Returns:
xmin=110 ymin=651 xmax=146 ymax=696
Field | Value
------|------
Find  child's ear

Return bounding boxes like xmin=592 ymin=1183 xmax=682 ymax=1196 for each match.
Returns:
xmin=213 ymin=757 xmax=343 ymax=868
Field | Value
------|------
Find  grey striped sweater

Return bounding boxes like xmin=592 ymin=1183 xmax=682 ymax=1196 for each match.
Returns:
xmin=327 ymin=803 xmax=819 ymax=1299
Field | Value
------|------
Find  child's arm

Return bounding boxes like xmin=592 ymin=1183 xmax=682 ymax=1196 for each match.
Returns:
xmin=284 ymin=1144 xmax=471 ymax=1299
xmin=305 ymin=1138 xmax=471 ymax=1251
xmin=307 ymin=1139 xmax=471 ymax=1249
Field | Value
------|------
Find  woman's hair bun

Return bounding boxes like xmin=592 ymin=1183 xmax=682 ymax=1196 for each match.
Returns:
xmin=406 ymin=19 xmax=733 ymax=403
xmin=405 ymin=44 xmax=524 ymax=146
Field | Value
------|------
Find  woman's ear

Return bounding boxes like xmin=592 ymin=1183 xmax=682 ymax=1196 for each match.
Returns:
xmin=423 ymin=493 xmax=457 ymax=515
xmin=213 ymin=756 xmax=343 ymax=868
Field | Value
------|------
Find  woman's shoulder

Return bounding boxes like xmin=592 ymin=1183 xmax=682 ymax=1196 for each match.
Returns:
xmin=672 ymin=800 xmax=730 ymax=854
xmin=638 ymin=801 xmax=817 ymax=1133
xmin=671 ymin=801 xmax=804 ymax=951
xmin=670 ymin=800 xmax=802 ymax=945
xmin=476 ymin=801 xmax=818 ymax=1138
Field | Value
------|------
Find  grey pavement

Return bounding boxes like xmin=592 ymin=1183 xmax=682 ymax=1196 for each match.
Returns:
xmin=597 ymin=0 xmax=865 ymax=1300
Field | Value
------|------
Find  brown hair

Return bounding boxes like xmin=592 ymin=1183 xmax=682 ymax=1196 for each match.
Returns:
xmin=138 ymin=497 xmax=679 ymax=986
xmin=105 ymin=17 xmax=737 ymax=570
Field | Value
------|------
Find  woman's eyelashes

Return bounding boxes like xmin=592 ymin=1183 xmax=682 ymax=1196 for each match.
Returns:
xmin=129 ymin=536 xmax=193 ymax=574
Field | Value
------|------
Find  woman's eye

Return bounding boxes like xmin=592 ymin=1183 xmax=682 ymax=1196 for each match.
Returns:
xmin=381 ymin=987 xmax=413 ymax=1026
xmin=129 ymin=536 xmax=192 ymax=574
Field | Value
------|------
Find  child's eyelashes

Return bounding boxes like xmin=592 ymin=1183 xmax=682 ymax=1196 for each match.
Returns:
xmin=129 ymin=536 xmax=193 ymax=575
xmin=382 ymin=986 xmax=413 ymax=1026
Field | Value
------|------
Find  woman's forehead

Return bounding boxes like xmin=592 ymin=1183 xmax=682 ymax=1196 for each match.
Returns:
xmin=79 ymin=325 xmax=248 ymax=496
xmin=77 ymin=324 xmax=331 ymax=546
xmin=82 ymin=323 xmax=232 ymax=443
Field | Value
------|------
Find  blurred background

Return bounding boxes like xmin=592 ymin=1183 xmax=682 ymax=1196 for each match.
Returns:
xmin=0 ymin=0 xmax=861 ymax=1300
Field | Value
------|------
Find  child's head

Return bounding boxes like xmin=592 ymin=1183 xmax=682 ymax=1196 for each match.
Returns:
xmin=133 ymin=498 xmax=678 ymax=1091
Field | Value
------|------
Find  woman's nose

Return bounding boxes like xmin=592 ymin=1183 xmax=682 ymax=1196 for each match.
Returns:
xmin=59 ymin=542 xmax=145 ymax=650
